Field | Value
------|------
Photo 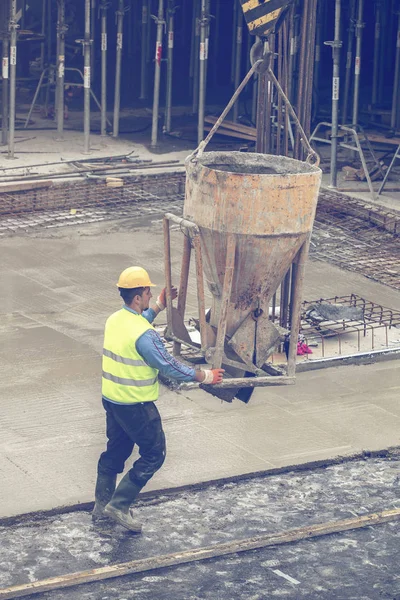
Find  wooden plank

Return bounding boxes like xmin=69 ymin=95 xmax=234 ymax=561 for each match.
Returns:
xmin=366 ymin=133 xmax=400 ymax=146
xmin=205 ymin=115 xmax=257 ymax=136
xmin=204 ymin=125 xmax=256 ymax=142
xmin=0 ymin=508 xmax=399 ymax=599
xmin=0 ymin=181 xmax=54 ymax=194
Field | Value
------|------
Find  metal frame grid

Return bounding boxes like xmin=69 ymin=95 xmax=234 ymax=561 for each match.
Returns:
xmin=300 ymin=294 xmax=400 ymax=357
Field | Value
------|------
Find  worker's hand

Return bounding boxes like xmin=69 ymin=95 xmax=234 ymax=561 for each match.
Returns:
xmin=197 ymin=368 xmax=225 ymax=385
xmin=157 ymin=286 xmax=178 ymax=310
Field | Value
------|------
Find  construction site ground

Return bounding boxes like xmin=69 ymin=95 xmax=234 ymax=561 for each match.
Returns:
xmin=1 ymin=452 xmax=399 ymax=599
xmin=2 ymin=109 xmax=400 ymax=213
xmin=1 ymin=148 xmax=399 ymax=521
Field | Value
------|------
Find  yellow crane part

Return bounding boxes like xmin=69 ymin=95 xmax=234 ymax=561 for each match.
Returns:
xmin=239 ymin=0 xmax=294 ymax=37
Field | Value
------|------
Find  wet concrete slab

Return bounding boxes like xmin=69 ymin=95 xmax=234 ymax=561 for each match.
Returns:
xmin=1 ymin=214 xmax=400 ymax=518
xmin=0 ymin=455 xmax=399 ymax=599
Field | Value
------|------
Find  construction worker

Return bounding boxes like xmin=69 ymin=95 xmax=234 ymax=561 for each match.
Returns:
xmin=93 ymin=266 xmax=224 ymax=533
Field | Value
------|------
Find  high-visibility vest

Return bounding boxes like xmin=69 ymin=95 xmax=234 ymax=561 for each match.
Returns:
xmin=102 ymin=308 xmax=159 ymax=404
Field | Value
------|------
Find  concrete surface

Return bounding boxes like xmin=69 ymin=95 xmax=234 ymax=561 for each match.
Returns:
xmin=0 ymin=210 xmax=399 ymax=518
xmin=0 ymin=129 xmax=188 ymax=180
xmin=1 ymin=455 xmax=399 ymax=599
xmin=320 ymin=173 xmax=400 ymax=214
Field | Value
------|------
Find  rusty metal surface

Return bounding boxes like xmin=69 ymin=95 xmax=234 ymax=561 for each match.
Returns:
xmin=184 ymin=152 xmax=321 ymax=334
xmin=183 ymin=150 xmax=321 ymax=379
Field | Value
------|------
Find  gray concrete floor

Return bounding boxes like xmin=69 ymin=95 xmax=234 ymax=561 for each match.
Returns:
xmin=1 ymin=206 xmax=399 ymax=519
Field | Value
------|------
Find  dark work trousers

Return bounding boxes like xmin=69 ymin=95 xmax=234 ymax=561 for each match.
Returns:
xmin=98 ymin=399 xmax=166 ymax=489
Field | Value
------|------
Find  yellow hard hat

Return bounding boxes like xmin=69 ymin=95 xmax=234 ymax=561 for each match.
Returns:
xmin=117 ymin=266 xmax=157 ymax=289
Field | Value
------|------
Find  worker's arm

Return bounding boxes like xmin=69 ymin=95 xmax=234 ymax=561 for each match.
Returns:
xmin=136 ymin=330 xmax=223 ymax=384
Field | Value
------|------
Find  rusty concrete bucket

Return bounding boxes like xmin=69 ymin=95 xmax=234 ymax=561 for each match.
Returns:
xmin=163 ymin=151 xmax=322 ymax=401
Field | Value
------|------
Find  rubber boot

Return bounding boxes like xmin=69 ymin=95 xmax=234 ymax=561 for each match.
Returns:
xmin=91 ymin=472 xmax=117 ymax=522
xmin=104 ymin=473 xmax=142 ymax=533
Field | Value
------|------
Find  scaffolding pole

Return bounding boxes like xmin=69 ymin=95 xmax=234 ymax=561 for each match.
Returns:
xmin=100 ymin=1 xmax=109 ymax=136
xmin=7 ymin=0 xmax=17 ymax=159
xmin=371 ymin=0 xmax=382 ymax=107
xmin=390 ymin=10 xmax=400 ymax=131
xmin=47 ymin=0 xmax=51 ymax=65
xmin=139 ymin=0 xmax=149 ymax=100
xmin=40 ymin=0 xmax=45 ymax=70
xmin=113 ymin=0 xmax=125 ymax=138
xmin=233 ymin=4 xmax=243 ymax=123
xmin=192 ymin=0 xmax=200 ymax=114
xmin=326 ymin=0 xmax=342 ymax=187
xmin=56 ymin=0 xmax=66 ymax=140
xmin=83 ymin=0 xmax=91 ymax=153
xmin=197 ymin=0 xmax=209 ymax=144
xmin=151 ymin=0 xmax=165 ymax=147
xmin=313 ymin=0 xmax=323 ymax=116
xmin=352 ymin=0 xmax=364 ymax=127
xmin=91 ymin=0 xmax=96 ymax=78
xmin=2 ymin=35 xmax=9 ymax=146
xmin=230 ymin=0 xmax=237 ymax=83
xmin=342 ymin=0 xmax=356 ymax=124
xmin=164 ymin=0 xmax=175 ymax=133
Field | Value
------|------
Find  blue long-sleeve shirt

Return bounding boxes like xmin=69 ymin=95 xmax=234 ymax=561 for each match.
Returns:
xmin=125 ymin=305 xmax=196 ymax=383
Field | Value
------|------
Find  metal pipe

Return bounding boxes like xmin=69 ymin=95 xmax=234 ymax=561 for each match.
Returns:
xmin=280 ymin=268 xmax=291 ymax=329
xmin=55 ymin=0 xmax=61 ymax=126
xmin=329 ymin=0 xmax=342 ymax=188
xmin=173 ymin=235 xmax=192 ymax=356
xmin=192 ymin=235 xmax=207 ymax=353
xmin=100 ymin=1 xmax=108 ymax=136
xmin=197 ymin=0 xmax=208 ymax=144
xmin=163 ymin=217 xmax=174 ymax=342
xmin=204 ymin=0 xmax=210 ymax=103
xmin=352 ymin=0 xmax=364 ymax=127
xmin=256 ymin=69 xmax=268 ymax=153
xmin=212 ymin=0 xmax=220 ymax=87
xmin=145 ymin=0 xmax=152 ymax=88
xmin=313 ymin=0 xmax=323 ymax=117
xmin=151 ymin=0 xmax=165 ymax=147
xmin=113 ymin=0 xmax=125 ymax=138
xmin=192 ymin=0 xmax=200 ymax=114
xmin=182 ymin=375 xmax=295 ymax=390
xmin=287 ymin=6 xmax=295 ymax=102
xmin=164 ymin=0 xmax=175 ymax=133
xmin=230 ymin=0 xmax=237 ymax=84
xmin=390 ymin=10 xmax=400 ymax=131
xmin=7 ymin=0 xmax=17 ymax=160
xmin=233 ymin=5 xmax=243 ymax=123
xmin=91 ymin=0 xmax=96 ymax=78
xmin=287 ymin=238 xmax=311 ymax=378
xmin=83 ymin=0 xmax=91 ymax=154
xmin=139 ymin=0 xmax=149 ymax=100
xmin=2 ymin=35 xmax=9 ymax=146
xmin=212 ymin=235 xmax=236 ymax=369
xmin=342 ymin=0 xmax=356 ymax=124
xmin=47 ymin=0 xmax=51 ymax=65
xmin=56 ymin=0 xmax=66 ymax=140
xmin=189 ymin=0 xmax=196 ymax=81
xmin=294 ymin=0 xmax=310 ymax=159
xmin=371 ymin=0 xmax=382 ymax=107
xmin=40 ymin=0 xmax=45 ymax=70
xmin=377 ymin=0 xmax=387 ymax=105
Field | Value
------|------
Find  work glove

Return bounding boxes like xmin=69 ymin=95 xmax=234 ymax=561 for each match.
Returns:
xmin=156 ymin=286 xmax=178 ymax=310
xmin=202 ymin=369 xmax=225 ymax=385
